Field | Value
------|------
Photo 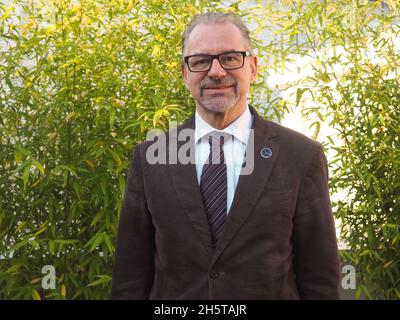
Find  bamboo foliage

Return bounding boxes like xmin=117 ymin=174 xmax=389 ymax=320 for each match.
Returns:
xmin=1 ymin=0 xmax=399 ymax=299
xmin=0 ymin=0 xmax=220 ymax=299
xmin=256 ymin=0 xmax=400 ymax=299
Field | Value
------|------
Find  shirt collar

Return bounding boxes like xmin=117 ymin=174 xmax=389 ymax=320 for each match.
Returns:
xmin=194 ymin=104 xmax=253 ymax=145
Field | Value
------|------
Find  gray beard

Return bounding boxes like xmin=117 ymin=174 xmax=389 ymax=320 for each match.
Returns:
xmin=199 ymin=85 xmax=239 ymax=113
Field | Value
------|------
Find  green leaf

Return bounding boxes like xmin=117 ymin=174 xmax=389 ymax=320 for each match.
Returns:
xmin=49 ymin=240 xmax=56 ymax=255
xmin=109 ymin=108 xmax=116 ymax=130
xmin=10 ymin=239 xmax=29 ymax=252
xmin=118 ymin=175 xmax=126 ymax=196
xmin=32 ymin=290 xmax=41 ymax=300
xmin=85 ymin=233 xmax=104 ymax=252
xmin=32 ymin=160 xmax=45 ymax=175
xmin=295 ymin=88 xmax=304 ymax=107
xmin=103 ymin=233 xmax=114 ymax=253
xmin=22 ymin=163 xmax=32 ymax=189
xmin=54 ymin=240 xmax=79 ymax=245
xmin=6 ymin=263 xmax=23 ymax=273
xmin=30 ymin=239 xmax=39 ymax=249
xmin=87 ymin=275 xmax=112 ymax=287
xmin=90 ymin=212 xmax=103 ymax=227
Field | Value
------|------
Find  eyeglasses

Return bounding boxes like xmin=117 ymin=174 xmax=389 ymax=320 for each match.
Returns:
xmin=184 ymin=51 xmax=251 ymax=72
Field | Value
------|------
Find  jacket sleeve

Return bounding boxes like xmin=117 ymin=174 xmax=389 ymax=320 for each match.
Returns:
xmin=293 ymin=144 xmax=341 ymax=299
xmin=111 ymin=145 xmax=155 ymax=299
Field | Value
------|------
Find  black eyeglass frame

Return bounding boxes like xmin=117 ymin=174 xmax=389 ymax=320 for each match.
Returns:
xmin=184 ymin=51 xmax=251 ymax=73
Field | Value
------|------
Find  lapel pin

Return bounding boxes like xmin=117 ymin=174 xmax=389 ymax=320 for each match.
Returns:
xmin=260 ymin=147 xmax=272 ymax=159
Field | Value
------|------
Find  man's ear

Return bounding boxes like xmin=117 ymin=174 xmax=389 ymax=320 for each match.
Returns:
xmin=250 ymin=55 xmax=258 ymax=82
xmin=181 ymin=62 xmax=187 ymax=83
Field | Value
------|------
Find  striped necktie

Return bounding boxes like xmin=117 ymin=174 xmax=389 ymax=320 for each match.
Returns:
xmin=200 ymin=131 xmax=229 ymax=245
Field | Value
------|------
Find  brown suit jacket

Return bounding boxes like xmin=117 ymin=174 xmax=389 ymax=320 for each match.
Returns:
xmin=111 ymin=106 xmax=341 ymax=299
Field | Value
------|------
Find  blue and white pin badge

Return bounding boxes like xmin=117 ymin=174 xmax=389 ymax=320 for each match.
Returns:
xmin=260 ymin=147 xmax=272 ymax=159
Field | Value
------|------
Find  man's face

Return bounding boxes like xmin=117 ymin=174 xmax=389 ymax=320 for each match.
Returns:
xmin=181 ymin=22 xmax=257 ymax=115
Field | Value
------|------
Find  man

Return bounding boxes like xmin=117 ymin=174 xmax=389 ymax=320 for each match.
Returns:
xmin=111 ymin=12 xmax=341 ymax=299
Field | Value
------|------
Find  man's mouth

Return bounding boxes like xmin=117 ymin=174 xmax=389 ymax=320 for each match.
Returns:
xmin=204 ymin=84 xmax=233 ymax=89
xmin=202 ymin=84 xmax=235 ymax=92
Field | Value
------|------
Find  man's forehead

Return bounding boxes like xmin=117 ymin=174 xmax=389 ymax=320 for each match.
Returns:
xmin=188 ymin=22 xmax=243 ymax=41
xmin=186 ymin=22 xmax=247 ymax=54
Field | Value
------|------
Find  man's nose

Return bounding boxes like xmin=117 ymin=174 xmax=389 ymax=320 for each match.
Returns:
xmin=207 ymin=58 xmax=227 ymax=78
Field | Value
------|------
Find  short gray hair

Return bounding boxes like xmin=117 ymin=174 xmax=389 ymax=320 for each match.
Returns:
xmin=181 ymin=12 xmax=254 ymax=59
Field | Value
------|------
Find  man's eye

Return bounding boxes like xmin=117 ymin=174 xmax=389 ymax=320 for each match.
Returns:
xmin=225 ymin=56 xmax=236 ymax=61
xmin=191 ymin=58 xmax=210 ymax=66
xmin=221 ymin=55 xmax=240 ymax=64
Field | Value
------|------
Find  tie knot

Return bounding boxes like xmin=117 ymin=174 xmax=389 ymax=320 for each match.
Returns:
xmin=204 ymin=131 xmax=230 ymax=165
xmin=207 ymin=131 xmax=231 ymax=147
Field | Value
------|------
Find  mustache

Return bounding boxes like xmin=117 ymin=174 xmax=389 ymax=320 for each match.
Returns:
xmin=200 ymin=79 xmax=237 ymax=89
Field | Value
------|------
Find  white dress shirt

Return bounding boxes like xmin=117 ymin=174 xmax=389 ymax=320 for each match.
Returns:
xmin=195 ymin=105 xmax=253 ymax=214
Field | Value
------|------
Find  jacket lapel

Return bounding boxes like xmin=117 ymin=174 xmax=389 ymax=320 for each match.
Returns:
xmin=167 ymin=107 xmax=280 ymax=260
xmin=167 ymin=116 xmax=214 ymax=256
xmin=211 ymin=107 xmax=280 ymax=264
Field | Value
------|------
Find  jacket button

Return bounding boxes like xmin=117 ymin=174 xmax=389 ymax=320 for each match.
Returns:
xmin=209 ymin=271 xmax=219 ymax=279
